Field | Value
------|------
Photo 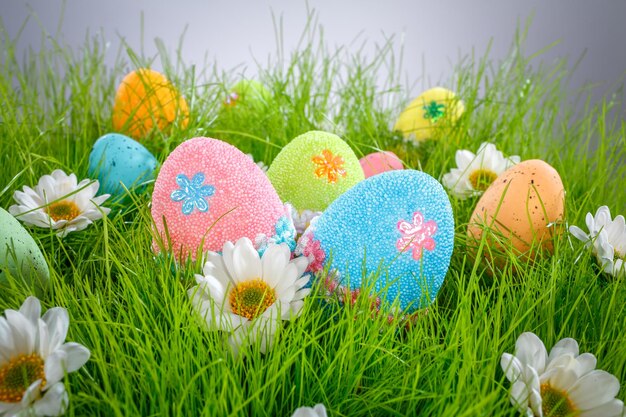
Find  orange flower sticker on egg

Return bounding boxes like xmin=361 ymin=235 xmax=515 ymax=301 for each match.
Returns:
xmin=112 ymin=68 xmax=189 ymax=140
xmin=312 ymin=149 xmax=347 ymax=184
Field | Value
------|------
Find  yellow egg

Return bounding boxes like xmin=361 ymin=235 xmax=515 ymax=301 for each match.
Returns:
xmin=467 ymin=159 xmax=565 ymax=269
xmin=393 ymin=87 xmax=464 ymax=142
xmin=112 ymin=69 xmax=189 ymax=140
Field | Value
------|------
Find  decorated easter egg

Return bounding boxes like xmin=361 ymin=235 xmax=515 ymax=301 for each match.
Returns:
xmin=296 ymin=170 xmax=454 ymax=312
xmin=467 ymin=159 xmax=565 ymax=268
xmin=267 ymin=131 xmax=365 ymax=212
xmin=88 ymin=133 xmax=158 ymax=198
xmin=394 ymin=87 xmax=464 ymax=142
xmin=360 ymin=151 xmax=403 ymax=178
xmin=223 ymin=79 xmax=271 ymax=108
xmin=0 ymin=207 xmax=49 ymax=292
xmin=151 ymin=137 xmax=295 ymax=261
xmin=112 ymin=68 xmax=189 ymax=140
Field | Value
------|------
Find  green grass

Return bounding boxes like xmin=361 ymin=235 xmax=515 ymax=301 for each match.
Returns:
xmin=1 ymin=11 xmax=626 ymax=417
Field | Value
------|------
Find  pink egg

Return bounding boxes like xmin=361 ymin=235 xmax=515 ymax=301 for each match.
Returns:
xmin=359 ymin=151 xmax=403 ymax=178
xmin=151 ymin=137 xmax=290 ymax=260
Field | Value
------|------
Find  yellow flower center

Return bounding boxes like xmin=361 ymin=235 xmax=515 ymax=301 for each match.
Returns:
xmin=46 ymin=200 xmax=80 ymax=222
xmin=0 ymin=353 xmax=46 ymax=403
xmin=540 ymin=383 xmax=578 ymax=417
xmin=468 ymin=168 xmax=498 ymax=191
xmin=229 ymin=279 xmax=276 ymax=320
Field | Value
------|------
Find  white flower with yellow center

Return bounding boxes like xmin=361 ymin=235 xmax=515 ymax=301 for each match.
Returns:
xmin=189 ymin=237 xmax=310 ymax=353
xmin=9 ymin=169 xmax=111 ymax=238
xmin=442 ymin=142 xmax=520 ymax=199
xmin=569 ymin=206 xmax=626 ymax=277
xmin=0 ymin=296 xmax=90 ymax=417
xmin=501 ymin=332 xmax=624 ymax=417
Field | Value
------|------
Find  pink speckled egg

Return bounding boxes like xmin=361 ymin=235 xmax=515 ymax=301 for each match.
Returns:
xmin=359 ymin=151 xmax=403 ymax=178
xmin=151 ymin=137 xmax=293 ymax=260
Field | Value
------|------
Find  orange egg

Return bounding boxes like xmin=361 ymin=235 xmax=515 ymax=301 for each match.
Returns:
xmin=112 ymin=69 xmax=189 ymax=140
xmin=467 ymin=159 xmax=565 ymax=269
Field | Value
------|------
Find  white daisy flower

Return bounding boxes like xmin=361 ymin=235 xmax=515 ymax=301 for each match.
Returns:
xmin=9 ymin=169 xmax=111 ymax=238
xmin=0 ymin=296 xmax=90 ymax=417
xmin=442 ymin=142 xmax=520 ymax=199
xmin=291 ymin=403 xmax=327 ymax=417
xmin=501 ymin=332 xmax=624 ymax=417
xmin=569 ymin=206 xmax=626 ymax=277
xmin=189 ymin=237 xmax=310 ymax=354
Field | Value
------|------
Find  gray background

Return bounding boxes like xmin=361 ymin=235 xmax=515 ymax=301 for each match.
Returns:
xmin=1 ymin=0 xmax=625 ymax=109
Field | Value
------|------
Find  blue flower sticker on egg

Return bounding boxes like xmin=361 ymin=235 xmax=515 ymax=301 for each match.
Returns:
xmin=88 ymin=133 xmax=158 ymax=198
xmin=170 ymin=172 xmax=216 ymax=215
xmin=297 ymin=170 xmax=454 ymax=312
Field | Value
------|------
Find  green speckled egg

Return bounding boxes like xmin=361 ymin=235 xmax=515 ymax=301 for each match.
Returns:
xmin=0 ymin=207 xmax=49 ymax=292
xmin=267 ymin=130 xmax=365 ymax=212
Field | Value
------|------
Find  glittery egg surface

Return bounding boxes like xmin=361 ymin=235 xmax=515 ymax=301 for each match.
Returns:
xmin=393 ymin=87 xmax=464 ymax=142
xmin=297 ymin=170 xmax=454 ymax=311
xmin=0 ymin=207 xmax=49 ymax=292
xmin=151 ymin=137 xmax=294 ymax=260
xmin=267 ymin=130 xmax=365 ymax=212
xmin=112 ymin=68 xmax=189 ymax=140
xmin=360 ymin=151 xmax=403 ymax=178
xmin=467 ymin=159 xmax=565 ymax=266
xmin=88 ymin=133 xmax=158 ymax=198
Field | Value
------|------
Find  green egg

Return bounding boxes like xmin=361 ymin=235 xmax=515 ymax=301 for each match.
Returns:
xmin=0 ymin=207 xmax=50 ymax=293
xmin=267 ymin=130 xmax=365 ymax=212
xmin=224 ymin=79 xmax=271 ymax=109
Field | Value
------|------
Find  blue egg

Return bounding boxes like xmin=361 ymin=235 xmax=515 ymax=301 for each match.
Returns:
xmin=297 ymin=170 xmax=454 ymax=312
xmin=88 ymin=133 xmax=158 ymax=198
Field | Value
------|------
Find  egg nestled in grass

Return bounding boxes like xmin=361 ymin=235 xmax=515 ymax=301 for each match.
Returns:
xmin=267 ymin=130 xmax=364 ymax=212
xmin=223 ymin=79 xmax=271 ymax=109
xmin=0 ymin=207 xmax=49 ymax=293
xmin=296 ymin=170 xmax=454 ymax=312
xmin=467 ymin=159 xmax=565 ymax=270
xmin=151 ymin=137 xmax=295 ymax=261
xmin=394 ymin=87 xmax=464 ymax=143
xmin=88 ymin=133 xmax=158 ymax=199
xmin=359 ymin=151 xmax=403 ymax=178
xmin=112 ymin=68 xmax=189 ymax=140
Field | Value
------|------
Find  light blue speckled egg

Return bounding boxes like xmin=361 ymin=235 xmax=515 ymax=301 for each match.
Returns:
xmin=88 ymin=133 xmax=158 ymax=198
xmin=297 ymin=170 xmax=454 ymax=312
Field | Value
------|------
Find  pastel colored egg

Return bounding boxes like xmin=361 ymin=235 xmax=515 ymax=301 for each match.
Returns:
xmin=88 ymin=133 xmax=158 ymax=198
xmin=267 ymin=130 xmax=365 ymax=212
xmin=359 ymin=151 xmax=403 ymax=178
xmin=467 ymin=159 xmax=565 ymax=269
xmin=112 ymin=68 xmax=189 ymax=140
xmin=151 ymin=137 xmax=295 ymax=261
xmin=0 ymin=207 xmax=49 ymax=293
xmin=393 ymin=87 xmax=464 ymax=142
xmin=223 ymin=79 xmax=271 ymax=108
xmin=296 ymin=170 xmax=454 ymax=312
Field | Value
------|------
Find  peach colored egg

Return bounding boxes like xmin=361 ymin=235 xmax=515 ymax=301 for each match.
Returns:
xmin=151 ymin=137 xmax=293 ymax=261
xmin=467 ymin=159 xmax=565 ymax=268
xmin=359 ymin=151 xmax=403 ymax=178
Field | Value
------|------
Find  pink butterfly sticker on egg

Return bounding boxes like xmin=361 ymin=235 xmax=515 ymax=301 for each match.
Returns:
xmin=396 ymin=211 xmax=438 ymax=261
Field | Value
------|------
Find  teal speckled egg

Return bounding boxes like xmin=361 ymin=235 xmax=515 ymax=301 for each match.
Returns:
xmin=0 ymin=207 xmax=49 ymax=292
xmin=88 ymin=133 xmax=158 ymax=198
xmin=296 ymin=170 xmax=454 ymax=312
